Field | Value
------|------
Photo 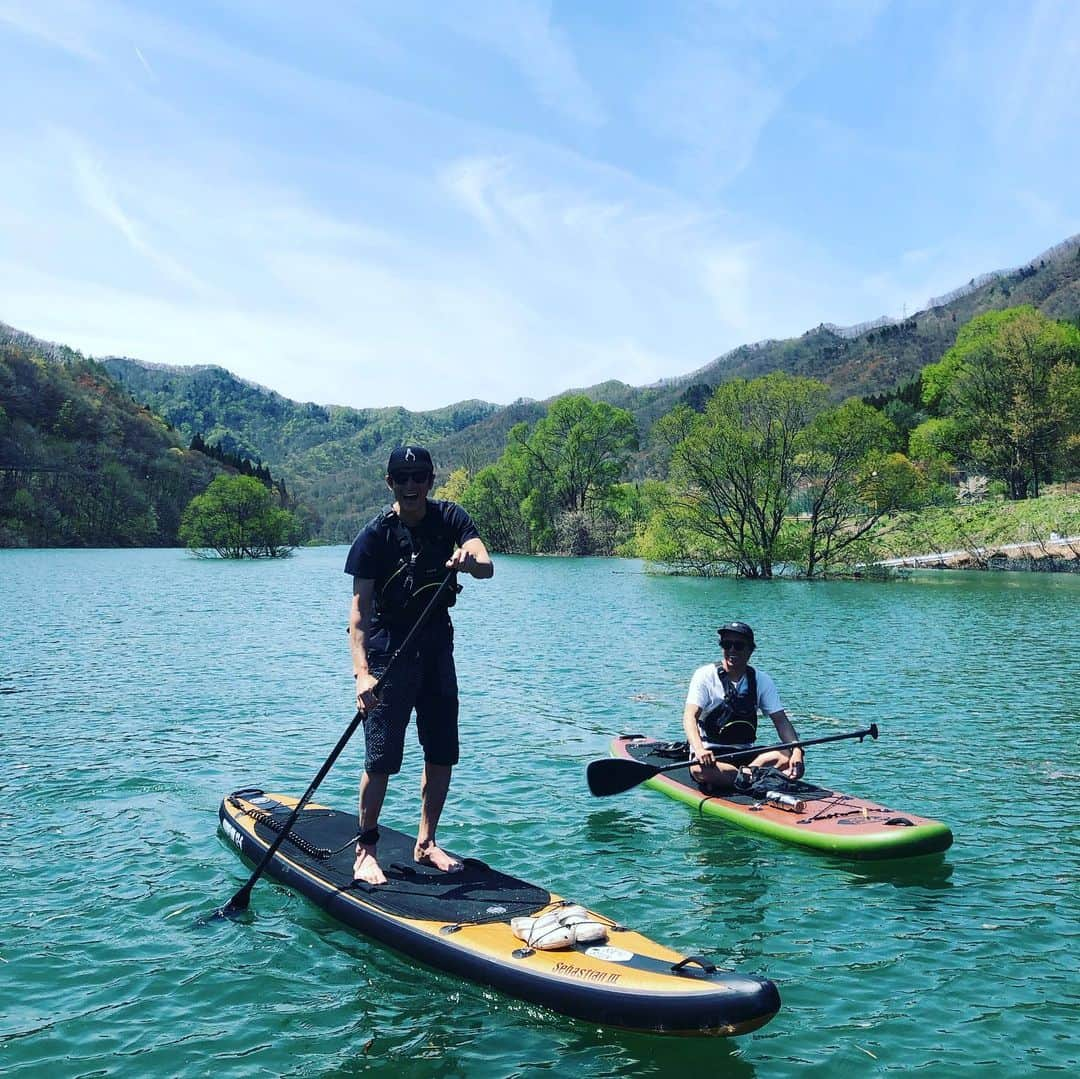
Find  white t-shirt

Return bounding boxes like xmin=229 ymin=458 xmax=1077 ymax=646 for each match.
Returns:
xmin=685 ymin=664 xmax=784 ymax=722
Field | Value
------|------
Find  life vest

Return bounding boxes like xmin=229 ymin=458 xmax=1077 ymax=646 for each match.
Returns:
xmin=372 ymin=503 xmax=460 ymax=629
xmin=699 ymin=666 xmax=759 ymax=745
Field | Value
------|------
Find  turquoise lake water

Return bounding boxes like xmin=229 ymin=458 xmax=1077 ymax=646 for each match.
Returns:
xmin=1 ymin=547 xmax=1078 ymax=1077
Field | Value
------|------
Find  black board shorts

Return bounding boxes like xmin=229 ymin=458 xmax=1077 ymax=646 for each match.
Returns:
xmin=364 ymin=635 xmax=459 ymax=773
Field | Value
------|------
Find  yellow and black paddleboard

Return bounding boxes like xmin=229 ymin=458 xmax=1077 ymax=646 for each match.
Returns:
xmin=219 ymin=790 xmax=781 ymax=1036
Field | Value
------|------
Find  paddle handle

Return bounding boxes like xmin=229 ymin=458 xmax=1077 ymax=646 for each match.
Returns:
xmin=219 ymin=570 xmax=458 ymax=915
xmin=653 ymin=723 xmax=880 ymax=776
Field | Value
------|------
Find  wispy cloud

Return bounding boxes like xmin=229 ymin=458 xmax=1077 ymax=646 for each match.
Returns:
xmin=133 ymin=44 xmax=153 ymax=77
xmin=993 ymin=0 xmax=1080 ymax=151
xmin=425 ymin=0 xmax=605 ymax=127
xmin=0 ymin=0 xmax=103 ymax=63
xmin=941 ymin=0 xmax=1080 ymax=155
xmin=0 ymin=0 xmax=1076 ymax=412
xmin=442 ymin=157 xmax=514 ymax=237
xmin=634 ymin=0 xmax=888 ymax=187
xmin=63 ymin=133 xmax=208 ymax=295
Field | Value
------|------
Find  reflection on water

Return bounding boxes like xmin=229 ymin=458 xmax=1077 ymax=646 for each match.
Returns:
xmin=837 ymin=852 xmax=955 ymax=890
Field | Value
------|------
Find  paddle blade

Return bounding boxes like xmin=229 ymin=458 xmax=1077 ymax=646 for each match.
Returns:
xmin=219 ymin=887 xmax=252 ymax=917
xmin=586 ymin=757 xmax=660 ymax=797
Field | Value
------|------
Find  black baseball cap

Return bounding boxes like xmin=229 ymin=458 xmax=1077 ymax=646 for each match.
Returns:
xmin=387 ymin=445 xmax=433 ymax=474
xmin=717 ymin=621 xmax=755 ymax=647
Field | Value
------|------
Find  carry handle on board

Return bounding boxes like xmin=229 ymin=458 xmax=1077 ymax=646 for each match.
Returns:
xmin=212 ymin=570 xmax=458 ymax=919
xmin=586 ymin=724 xmax=879 ymax=798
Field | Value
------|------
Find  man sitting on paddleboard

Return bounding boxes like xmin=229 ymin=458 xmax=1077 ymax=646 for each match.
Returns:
xmin=682 ymin=621 xmax=804 ymax=794
xmin=346 ymin=445 xmax=494 ymax=886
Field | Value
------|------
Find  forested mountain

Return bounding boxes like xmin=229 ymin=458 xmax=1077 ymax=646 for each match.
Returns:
xmin=4 ymin=233 xmax=1078 ymax=546
xmin=95 ymin=358 xmax=505 ymax=541
xmin=684 ymin=233 xmax=1080 ymax=399
xmin=0 ymin=340 xmax=222 ymax=546
xmin=554 ymin=233 xmax=1080 ymax=427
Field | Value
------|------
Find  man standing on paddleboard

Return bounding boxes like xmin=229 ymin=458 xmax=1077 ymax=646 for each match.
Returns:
xmin=345 ymin=445 xmax=494 ymax=886
xmin=682 ymin=621 xmax=804 ymax=794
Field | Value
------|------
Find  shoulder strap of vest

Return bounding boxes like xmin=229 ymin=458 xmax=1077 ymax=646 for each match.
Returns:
xmin=714 ymin=665 xmax=757 ymax=699
xmin=379 ymin=506 xmax=414 ymax=559
xmin=714 ymin=664 xmax=734 ymax=696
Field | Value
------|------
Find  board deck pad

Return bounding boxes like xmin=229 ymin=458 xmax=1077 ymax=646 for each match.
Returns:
xmin=613 ymin=736 xmax=953 ymax=859
xmin=236 ymin=793 xmax=549 ymax=923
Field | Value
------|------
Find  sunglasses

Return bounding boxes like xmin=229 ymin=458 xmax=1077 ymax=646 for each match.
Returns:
xmin=720 ymin=639 xmax=750 ymax=653
xmin=390 ymin=469 xmax=432 ymax=484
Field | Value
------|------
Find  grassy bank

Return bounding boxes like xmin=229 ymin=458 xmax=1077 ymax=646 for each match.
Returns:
xmin=870 ymin=490 xmax=1080 ymax=562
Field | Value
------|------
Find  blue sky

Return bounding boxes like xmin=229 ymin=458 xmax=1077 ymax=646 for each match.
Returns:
xmin=1 ymin=1 xmax=1078 ymax=410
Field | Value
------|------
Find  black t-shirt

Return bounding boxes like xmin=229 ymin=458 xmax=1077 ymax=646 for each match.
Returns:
xmin=344 ymin=500 xmax=480 ymax=639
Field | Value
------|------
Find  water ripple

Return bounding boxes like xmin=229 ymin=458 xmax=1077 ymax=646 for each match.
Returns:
xmin=0 ymin=550 xmax=1077 ymax=1076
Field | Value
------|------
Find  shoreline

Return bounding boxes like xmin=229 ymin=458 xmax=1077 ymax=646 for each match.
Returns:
xmin=874 ymin=535 xmax=1080 ymax=572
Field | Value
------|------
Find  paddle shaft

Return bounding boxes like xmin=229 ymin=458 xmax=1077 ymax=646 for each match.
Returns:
xmin=688 ymin=723 xmax=879 ymax=771
xmin=587 ymin=723 xmax=879 ymax=797
xmin=219 ymin=570 xmax=458 ymax=915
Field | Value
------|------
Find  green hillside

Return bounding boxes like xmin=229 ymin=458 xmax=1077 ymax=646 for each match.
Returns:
xmin=686 ymin=234 xmax=1080 ymax=397
xmin=0 ymin=339 xmax=222 ymax=547
xmin=96 ymin=358 xmax=505 ymax=542
xmin=6 ymin=232 xmax=1079 ymax=546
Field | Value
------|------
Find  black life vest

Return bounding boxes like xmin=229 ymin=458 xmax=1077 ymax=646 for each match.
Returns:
xmin=699 ymin=666 xmax=759 ymax=745
xmin=372 ymin=503 xmax=461 ymax=630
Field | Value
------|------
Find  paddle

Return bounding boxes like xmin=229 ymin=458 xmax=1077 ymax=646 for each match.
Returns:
xmin=586 ymin=724 xmax=879 ymax=798
xmin=213 ymin=570 xmax=458 ymax=919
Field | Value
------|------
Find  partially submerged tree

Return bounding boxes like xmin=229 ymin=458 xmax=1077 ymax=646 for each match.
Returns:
xmin=511 ymin=394 xmax=637 ymax=519
xmin=653 ymin=373 xmax=828 ymax=578
xmin=643 ymin=375 xmax=923 ymax=578
xmin=460 ymin=464 xmax=532 ymax=554
xmin=797 ymin=400 xmax=902 ymax=578
xmin=180 ymin=474 xmax=301 ymax=558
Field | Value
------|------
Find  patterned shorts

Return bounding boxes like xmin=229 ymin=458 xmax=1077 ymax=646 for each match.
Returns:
xmin=363 ymin=638 xmax=459 ymax=774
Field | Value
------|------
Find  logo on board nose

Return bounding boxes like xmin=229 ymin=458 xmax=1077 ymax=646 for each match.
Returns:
xmin=405 ymin=447 xmax=416 ymax=461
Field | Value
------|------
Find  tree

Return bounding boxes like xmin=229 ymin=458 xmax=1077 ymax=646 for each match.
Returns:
xmin=179 ymin=474 xmax=302 ymax=558
xmin=908 ymin=417 xmax=962 ymax=479
xmin=797 ymin=400 xmax=903 ymax=578
xmin=510 ymin=394 xmax=637 ymax=517
xmin=921 ymin=307 xmax=1080 ymax=499
xmin=652 ymin=374 xmax=829 ymax=578
xmin=633 ymin=482 xmax=732 ymax=576
xmin=434 ymin=466 xmax=470 ymax=503
xmin=462 ymin=395 xmax=638 ymax=554
xmin=460 ymin=464 xmax=532 ymax=554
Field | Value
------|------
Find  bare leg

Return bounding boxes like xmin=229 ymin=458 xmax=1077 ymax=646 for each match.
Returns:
xmin=414 ymin=762 xmax=462 ymax=872
xmin=354 ymin=771 xmax=389 ymax=885
xmin=689 ymin=761 xmax=742 ymax=793
xmin=750 ymin=750 xmax=793 ymax=771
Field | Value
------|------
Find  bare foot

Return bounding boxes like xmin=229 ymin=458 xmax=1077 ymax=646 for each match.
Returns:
xmin=353 ymin=844 xmax=387 ymax=886
xmin=414 ymin=839 xmax=463 ymax=873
